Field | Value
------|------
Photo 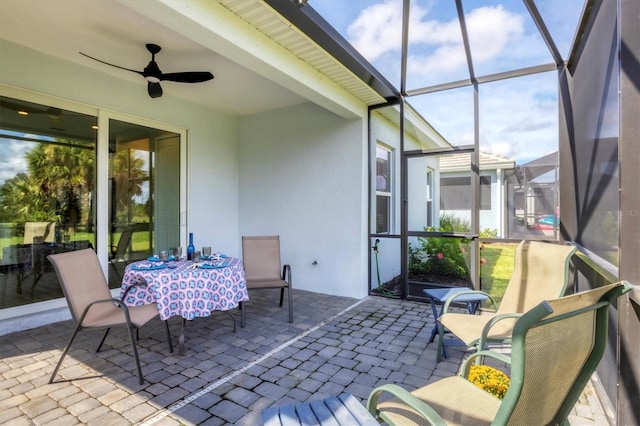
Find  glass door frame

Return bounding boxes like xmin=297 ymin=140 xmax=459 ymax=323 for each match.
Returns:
xmin=96 ymin=111 xmax=187 ymax=281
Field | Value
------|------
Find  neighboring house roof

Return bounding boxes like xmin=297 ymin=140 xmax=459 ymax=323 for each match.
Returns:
xmin=520 ymin=151 xmax=558 ymax=179
xmin=439 ymin=151 xmax=515 ymax=172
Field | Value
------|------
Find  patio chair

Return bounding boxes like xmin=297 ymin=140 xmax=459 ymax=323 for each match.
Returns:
xmin=108 ymin=228 xmax=133 ymax=280
xmin=368 ymin=281 xmax=631 ymax=425
xmin=241 ymin=235 xmax=292 ymax=327
xmin=23 ymin=221 xmax=56 ymax=244
xmin=436 ymin=240 xmax=577 ymax=362
xmin=47 ymin=248 xmax=173 ymax=385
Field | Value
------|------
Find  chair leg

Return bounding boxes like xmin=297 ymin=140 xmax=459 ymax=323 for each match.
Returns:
xmin=49 ymin=322 xmax=83 ymax=384
xmin=240 ymin=302 xmax=245 ymax=328
xmin=125 ymin=324 xmax=144 ymax=385
xmin=436 ymin=321 xmax=445 ymax=363
xmin=287 ymin=287 xmax=293 ymax=323
xmin=164 ymin=320 xmax=174 ymax=353
xmin=279 ymin=288 xmax=284 ymax=306
xmin=96 ymin=328 xmax=111 ymax=352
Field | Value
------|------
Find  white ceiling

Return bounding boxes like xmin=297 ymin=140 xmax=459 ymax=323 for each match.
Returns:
xmin=0 ymin=0 xmax=308 ymax=116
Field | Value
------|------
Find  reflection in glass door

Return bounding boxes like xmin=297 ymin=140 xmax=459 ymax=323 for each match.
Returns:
xmin=0 ymin=95 xmax=97 ymax=309
xmin=108 ymin=119 xmax=180 ymax=287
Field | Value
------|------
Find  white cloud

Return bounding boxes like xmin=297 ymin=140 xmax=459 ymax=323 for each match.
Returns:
xmin=343 ymin=2 xmax=559 ymax=164
xmin=347 ymin=0 xmax=404 ymax=62
xmin=410 ymin=71 xmax=558 ymax=163
xmin=349 ymin=2 xmax=524 ymax=77
xmin=465 ymin=5 xmax=524 ymax=61
xmin=407 ymin=5 xmax=524 ymax=75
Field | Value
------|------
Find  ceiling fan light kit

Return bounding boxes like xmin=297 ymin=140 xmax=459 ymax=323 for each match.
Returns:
xmin=79 ymin=43 xmax=214 ymax=98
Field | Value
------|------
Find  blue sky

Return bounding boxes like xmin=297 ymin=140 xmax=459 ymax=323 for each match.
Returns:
xmin=310 ymin=0 xmax=586 ymax=164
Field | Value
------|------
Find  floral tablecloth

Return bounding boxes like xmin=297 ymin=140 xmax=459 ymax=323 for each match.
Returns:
xmin=120 ymin=257 xmax=249 ymax=321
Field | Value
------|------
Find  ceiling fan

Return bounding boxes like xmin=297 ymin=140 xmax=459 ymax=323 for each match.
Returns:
xmin=80 ymin=43 xmax=214 ymax=98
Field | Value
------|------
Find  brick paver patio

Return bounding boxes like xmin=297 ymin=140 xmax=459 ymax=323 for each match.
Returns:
xmin=0 ymin=289 xmax=607 ymax=425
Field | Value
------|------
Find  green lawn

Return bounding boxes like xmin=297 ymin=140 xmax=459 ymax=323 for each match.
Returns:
xmin=0 ymin=230 xmax=151 ymax=258
xmin=479 ymin=242 xmax=517 ymax=307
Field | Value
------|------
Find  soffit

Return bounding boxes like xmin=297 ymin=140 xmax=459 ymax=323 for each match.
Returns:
xmin=218 ymin=0 xmax=387 ymax=107
xmin=0 ymin=0 xmax=382 ymax=118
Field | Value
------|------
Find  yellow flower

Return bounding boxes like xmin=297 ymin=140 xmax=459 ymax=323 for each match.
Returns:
xmin=468 ymin=365 xmax=510 ymax=399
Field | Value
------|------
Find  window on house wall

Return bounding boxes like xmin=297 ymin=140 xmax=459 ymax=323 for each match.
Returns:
xmin=440 ymin=175 xmax=491 ymax=210
xmin=479 ymin=175 xmax=492 ymax=210
xmin=376 ymin=145 xmax=392 ymax=233
xmin=426 ymin=168 xmax=434 ymax=226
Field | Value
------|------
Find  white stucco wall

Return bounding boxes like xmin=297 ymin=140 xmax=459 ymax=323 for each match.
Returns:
xmin=238 ymin=103 xmax=369 ymax=299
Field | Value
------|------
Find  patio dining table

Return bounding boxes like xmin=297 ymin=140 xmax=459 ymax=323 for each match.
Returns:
xmin=120 ymin=256 xmax=249 ymax=355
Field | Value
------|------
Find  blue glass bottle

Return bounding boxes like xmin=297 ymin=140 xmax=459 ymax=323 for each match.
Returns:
xmin=187 ymin=232 xmax=195 ymax=260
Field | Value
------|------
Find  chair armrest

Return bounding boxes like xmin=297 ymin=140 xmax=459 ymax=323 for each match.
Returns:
xmin=480 ymin=312 xmax=522 ymax=336
xmin=75 ymin=298 xmax=134 ymax=326
xmin=282 ymin=264 xmax=291 ymax=283
xmin=477 ymin=312 xmax=523 ymax=350
xmin=460 ymin=350 xmax=512 ymax=378
xmin=367 ymin=384 xmax=447 ymax=426
xmin=442 ymin=290 xmax=497 ymax=313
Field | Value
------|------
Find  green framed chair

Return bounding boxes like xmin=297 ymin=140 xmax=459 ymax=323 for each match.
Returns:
xmin=367 ymin=281 xmax=631 ymax=425
xmin=436 ymin=240 xmax=577 ymax=362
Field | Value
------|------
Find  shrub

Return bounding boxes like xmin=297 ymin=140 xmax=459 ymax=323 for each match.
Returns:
xmin=479 ymin=228 xmax=498 ymax=238
xmin=408 ymin=213 xmax=470 ymax=280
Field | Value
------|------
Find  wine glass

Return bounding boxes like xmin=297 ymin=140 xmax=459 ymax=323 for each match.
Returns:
xmin=172 ymin=247 xmax=182 ymax=260
xmin=202 ymin=246 xmax=212 ymax=258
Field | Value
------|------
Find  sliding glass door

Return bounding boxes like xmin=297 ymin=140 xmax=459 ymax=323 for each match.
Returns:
xmin=0 ymin=92 xmax=184 ymax=308
xmin=107 ymin=119 xmax=181 ymax=287
xmin=0 ymin=95 xmax=97 ymax=308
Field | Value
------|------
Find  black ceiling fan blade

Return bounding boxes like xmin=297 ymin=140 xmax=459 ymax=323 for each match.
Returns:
xmin=160 ymin=71 xmax=214 ymax=83
xmin=80 ymin=44 xmax=213 ymax=98
xmin=148 ymin=82 xmax=163 ymax=98
xmin=79 ymin=52 xmax=145 ymax=77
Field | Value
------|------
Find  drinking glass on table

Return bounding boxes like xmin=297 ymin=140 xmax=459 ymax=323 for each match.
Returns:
xmin=172 ymin=247 xmax=182 ymax=260
xmin=159 ymin=250 xmax=169 ymax=262
xmin=192 ymin=250 xmax=201 ymax=263
xmin=202 ymin=246 xmax=212 ymax=258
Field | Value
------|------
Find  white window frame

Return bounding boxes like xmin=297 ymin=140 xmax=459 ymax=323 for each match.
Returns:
xmin=426 ymin=167 xmax=434 ymax=227
xmin=375 ymin=144 xmax=393 ymax=234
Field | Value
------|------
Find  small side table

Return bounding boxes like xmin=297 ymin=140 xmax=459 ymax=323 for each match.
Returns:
xmin=424 ymin=287 xmax=489 ymax=360
xmin=262 ymin=393 xmax=378 ymax=426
